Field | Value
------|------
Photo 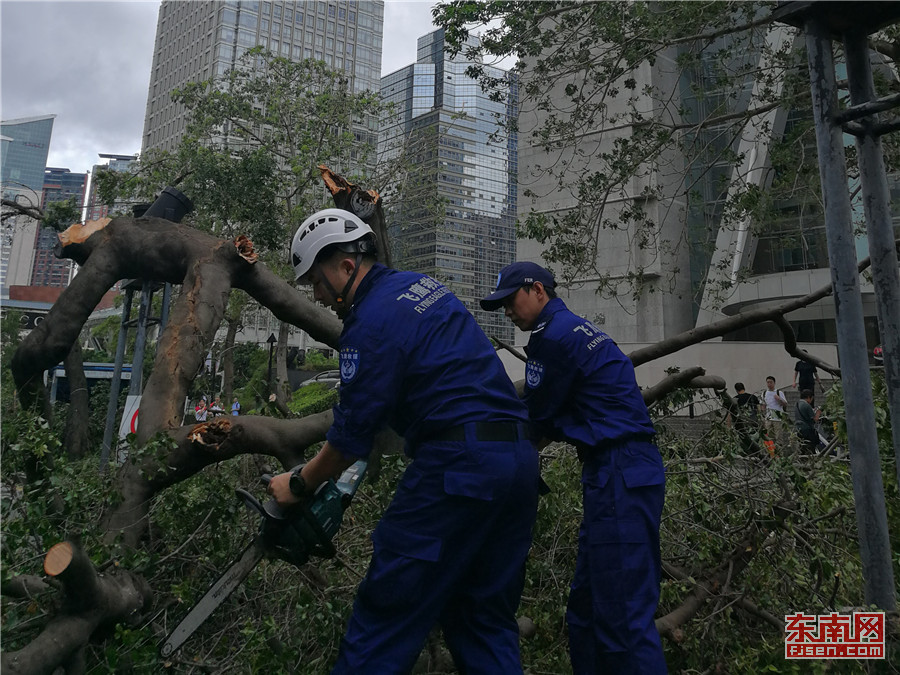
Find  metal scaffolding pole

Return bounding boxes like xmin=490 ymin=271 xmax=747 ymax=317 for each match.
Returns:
xmin=99 ymin=289 xmax=134 ymax=471
xmin=805 ymin=16 xmax=896 ymax=610
xmin=844 ymin=29 xmax=900 ymax=489
xmin=129 ymin=281 xmax=153 ymax=396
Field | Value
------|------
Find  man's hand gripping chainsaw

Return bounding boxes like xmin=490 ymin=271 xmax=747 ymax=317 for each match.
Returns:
xmin=160 ymin=460 xmax=367 ymax=658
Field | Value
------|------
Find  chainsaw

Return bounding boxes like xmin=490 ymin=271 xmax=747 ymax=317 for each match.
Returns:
xmin=160 ymin=460 xmax=367 ymax=657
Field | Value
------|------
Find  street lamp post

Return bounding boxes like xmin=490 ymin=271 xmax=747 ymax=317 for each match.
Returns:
xmin=266 ymin=333 xmax=277 ymax=397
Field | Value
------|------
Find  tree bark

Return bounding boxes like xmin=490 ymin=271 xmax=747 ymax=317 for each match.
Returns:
xmin=274 ymin=320 xmax=291 ymax=412
xmin=9 ymin=215 xmax=343 ymax=546
xmin=628 ymin=250 xmax=883 ymax=369
xmin=63 ymin=340 xmax=91 ymax=459
xmin=222 ymin=313 xmax=239 ymax=404
xmin=103 ymin=411 xmax=334 ymax=546
xmin=0 ymin=539 xmax=151 ymax=675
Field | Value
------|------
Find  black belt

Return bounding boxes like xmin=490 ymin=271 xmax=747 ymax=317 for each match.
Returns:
xmin=428 ymin=421 xmax=524 ymax=444
xmin=576 ymin=434 xmax=656 ymax=461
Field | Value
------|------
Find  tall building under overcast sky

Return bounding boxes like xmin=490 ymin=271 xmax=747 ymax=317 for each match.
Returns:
xmin=142 ymin=0 xmax=384 ymax=153
xmin=33 ymin=167 xmax=87 ymax=288
xmin=85 ymin=153 xmax=139 ymax=221
xmin=141 ymin=0 xmax=385 ymax=352
xmin=380 ymin=29 xmax=518 ymax=342
xmin=1 ymin=114 xmax=55 ymax=298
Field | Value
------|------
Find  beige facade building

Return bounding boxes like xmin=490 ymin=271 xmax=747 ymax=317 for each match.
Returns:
xmin=142 ymin=0 xmax=384 ymax=153
xmin=516 ymin=25 xmax=899 ymax=358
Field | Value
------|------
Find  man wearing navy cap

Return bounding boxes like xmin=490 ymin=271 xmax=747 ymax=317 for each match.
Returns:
xmin=482 ymin=261 xmax=667 ymax=674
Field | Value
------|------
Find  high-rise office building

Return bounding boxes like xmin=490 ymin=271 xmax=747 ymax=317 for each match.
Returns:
xmin=142 ymin=0 xmax=384 ymax=153
xmin=31 ymin=167 xmax=88 ymax=288
xmin=380 ymin=29 xmax=518 ymax=342
xmin=85 ymin=153 xmax=139 ymax=221
xmin=141 ymin=1 xmax=385 ymax=357
xmin=1 ymin=114 xmax=55 ymax=298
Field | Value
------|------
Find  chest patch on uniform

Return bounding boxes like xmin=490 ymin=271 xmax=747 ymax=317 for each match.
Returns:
xmin=340 ymin=347 xmax=360 ymax=383
xmin=525 ymin=360 xmax=544 ymax=388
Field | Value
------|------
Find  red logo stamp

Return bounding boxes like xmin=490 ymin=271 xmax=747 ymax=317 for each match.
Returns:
xmin=785 ymin=612 xmax=885 ymax=659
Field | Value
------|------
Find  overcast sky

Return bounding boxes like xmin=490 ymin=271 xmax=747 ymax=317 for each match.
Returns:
xmin=0 ymin=0 xmax=440 ymax=175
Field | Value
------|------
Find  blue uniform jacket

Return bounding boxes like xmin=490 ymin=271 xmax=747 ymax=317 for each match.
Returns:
xmin=327 ymin=264 xmax=528 ymax=458
xmin=523 ymin=297 xmax=656 ymax=449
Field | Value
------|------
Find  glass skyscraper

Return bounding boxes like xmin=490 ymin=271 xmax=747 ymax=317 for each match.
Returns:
xmin=142 ymin=0 xmax=384 ymax=153
xmin=1 ymin=114 xmax=55 ymax=298
xmin=380 ymin=29 xmax=518 ymax=342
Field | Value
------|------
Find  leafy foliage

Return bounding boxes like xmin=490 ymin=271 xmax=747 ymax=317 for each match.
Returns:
xmin=433 ymin=1 xmax=900 ymax=312
xmin=96 ymin=49 xmax=386 ymax=259
xmin=3 ymin=376 xmax=897 ymax=671
xmin=287 ymin=381 xmax=340 ymax=419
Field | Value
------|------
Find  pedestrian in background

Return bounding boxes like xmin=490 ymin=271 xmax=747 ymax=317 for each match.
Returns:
xmin=763 ymin=376 xmax=788 ymax=451
xmin=731 ymin=382 xmax=760 ymax=428
xmin=792 ymin=358 xmax=824 ymax=402
xmin=794 ymin=389 xmax=821 ymax=453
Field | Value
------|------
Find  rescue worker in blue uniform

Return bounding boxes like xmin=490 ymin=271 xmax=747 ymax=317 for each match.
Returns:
xmin=482 ymin=261 xmax=667 ymax=674
xmin=269 ymin=209 xmax=540 ymax=674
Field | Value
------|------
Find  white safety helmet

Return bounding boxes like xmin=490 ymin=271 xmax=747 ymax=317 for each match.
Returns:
xmin=290 ymin=208 xmax=376 ymax=282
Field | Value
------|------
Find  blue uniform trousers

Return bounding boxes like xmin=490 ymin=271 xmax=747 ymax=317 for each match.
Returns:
xmin=332 ymin=435 xmax=539 ymax=674
xmin=566 ymin=440 xmax=667 ymax=674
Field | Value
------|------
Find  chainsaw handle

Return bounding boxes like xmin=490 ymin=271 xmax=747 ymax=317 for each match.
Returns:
xmin=235 ymin=488 xmax=266 ymax=518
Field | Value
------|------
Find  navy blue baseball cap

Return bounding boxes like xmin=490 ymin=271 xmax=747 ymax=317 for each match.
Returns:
xmin=480 ymin=261 xmax=556 ymax=311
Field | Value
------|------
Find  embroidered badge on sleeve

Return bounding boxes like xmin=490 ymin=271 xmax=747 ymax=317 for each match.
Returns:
xmin=340 ymin=346 xmax=360 ymax=383
xmin=525 ymin=360 xmax=544 ymax=388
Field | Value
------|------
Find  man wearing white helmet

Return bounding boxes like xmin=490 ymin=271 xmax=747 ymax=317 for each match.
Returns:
xmin=269 ymin=208 xmax=540 ymax=674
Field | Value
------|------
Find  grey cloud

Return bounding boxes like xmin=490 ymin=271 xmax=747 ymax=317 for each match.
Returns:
xmin=1 ymin=1 xmax=438 ymax=174
xmin=2 ymin=1 xmax=159 ymax=173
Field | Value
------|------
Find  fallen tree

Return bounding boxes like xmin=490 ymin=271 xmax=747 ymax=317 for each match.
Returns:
xmin=2 ymin=168 xmax=895 ymax=673
xmin=1 ymin=539 xmax=151 ymax=675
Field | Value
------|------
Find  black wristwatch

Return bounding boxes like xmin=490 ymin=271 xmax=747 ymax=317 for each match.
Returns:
xmin=288 ymin=468 xmax=307 ymax=497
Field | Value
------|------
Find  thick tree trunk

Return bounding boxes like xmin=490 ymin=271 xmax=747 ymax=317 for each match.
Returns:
xmin=222 ymin=314 xmax=238 ymax=404
xmin=104 ymin=411 xmax=334 ymax=546
xmin=63 ymin=340 xmax=91 ymax=459
xmin=628 ymin=250 xmax=883 ymax=368
xmin=9 ymin=216 xmax=341 ymax=545
xmin=9 ymin=217 xmax=341 ymax=443
xmin=274 ymin=320 xmax=291 ymax=410
xmin=0 ymin=539 xmax=151 ymax=675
